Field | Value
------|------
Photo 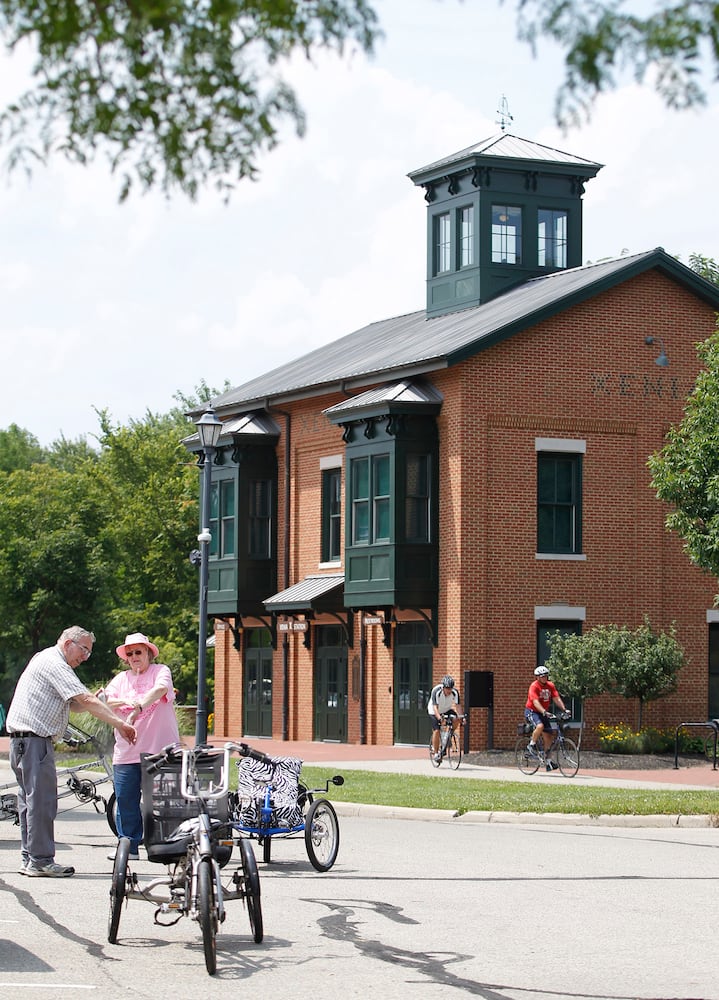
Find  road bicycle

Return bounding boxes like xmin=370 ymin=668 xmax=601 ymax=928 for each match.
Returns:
xmin=429 ymin=713 xmax=466 ymax=770
xmin=515 ymin=711 xmax=580 ymax=777
xmin=108 ymin=743 xmax=263 ymax=976
xmin=0 ymin=722 xmax=116 ymax=827
xmin=229 ymin=741 xmax=343 ymax=871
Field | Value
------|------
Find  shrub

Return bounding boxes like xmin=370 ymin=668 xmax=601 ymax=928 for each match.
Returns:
xmin=596 ymin=722 xmax=705 ymax=755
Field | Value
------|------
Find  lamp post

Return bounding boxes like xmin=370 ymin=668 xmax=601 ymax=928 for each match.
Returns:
xmin=194 ymin=407 xmax=223 ymax=745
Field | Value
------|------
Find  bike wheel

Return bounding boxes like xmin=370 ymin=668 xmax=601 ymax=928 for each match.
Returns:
xmin=514 ymin=737 xmax=540 ymax=775
xmin=429 ymin=743 xmax=441 ymax=767
xmin=108 ymin=836 xmax=130 ymax=944
xmin=239 ymin=838 xmax=263 ymax=943
xmin=558 ymin=737 xmax=580 ymax=777
xmin=305 ymin=798 xmax=340 ymax=872
xmin=262 ymin=835 xmax=272 ymax=864
xmin=198 ymin=858 xmax=218 ymax=975
xmin=447 ymin=730 xmax=462 ymax=770
xmin=106 ymin=791 xmax=119 ymax=837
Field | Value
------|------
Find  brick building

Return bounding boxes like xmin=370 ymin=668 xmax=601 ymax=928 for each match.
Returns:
xmin=187 ymin=133 xmax=719 ymax=750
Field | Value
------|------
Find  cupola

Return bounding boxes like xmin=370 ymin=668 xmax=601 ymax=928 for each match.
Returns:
xmin=408 ymin=133 xmax=603 ymax=317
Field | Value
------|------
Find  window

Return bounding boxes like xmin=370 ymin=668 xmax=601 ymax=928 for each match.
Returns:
xmin=538 ymin=209 xmax=567 ymax=268
xmin=322 ymin=467 xmax=342 ymax=563
xmin=491 ymin=204 xmax=522 ymax=263
xmin=248 ymin=479 xmax=272 ymax=558
xmin=373 ymin=455 xmax=390 ymax=542
xmin=406 ymin=453 xmax=430 ymax=542
xmin=209 ymin=478 xmax=235 ymax=559
xmin=536 ymin=619 xmax=583 ymax=722
xmin=537 ymin=452 xmax=582 ymax=553
xmin=351 ymin=454 xmax=391 ymax=545
xmin=458 ymin=206 xmax=474 ymax=268
xmin=434 ymin=212 xmax=451 ymax=274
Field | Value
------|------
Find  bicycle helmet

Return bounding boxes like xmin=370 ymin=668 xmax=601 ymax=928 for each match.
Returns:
xmin=534 ymin=666 xmax=550 ymax=677
xmin=441 ymin=675 xmax=455 ymax=689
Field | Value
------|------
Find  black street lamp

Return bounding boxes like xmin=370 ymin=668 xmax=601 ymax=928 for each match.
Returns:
xmin=194 ymin=407 xmax=223 ymax=745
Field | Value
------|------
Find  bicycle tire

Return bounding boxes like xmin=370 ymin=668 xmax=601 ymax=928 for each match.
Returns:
xmin=198 ymin=858 xmax=218 ymax=975
xmin=262 ymin=835 xmax=272 ymax=864
xmin=429 ymin=743 xmax=442 ymax=767
xmin=447 ymin=730 xmax=462 ymax=770
xmin=106 ymin=791 xmax=118 ymax=837
xmin=239 ymin=838 xmax=263 ymax=943
xmin=305 ymin=798 xmax=340 ymax=872
xmin=557 ymin=737 xmax=580 ymax=777
xmin=514 ymin=737 xmax=540 ymax=775
xmin=107 ymin=836 xmax=130 ymax=944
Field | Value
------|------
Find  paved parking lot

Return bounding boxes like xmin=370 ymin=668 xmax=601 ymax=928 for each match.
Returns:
xmin=1 ymin=762 xmax=719 ymax=1000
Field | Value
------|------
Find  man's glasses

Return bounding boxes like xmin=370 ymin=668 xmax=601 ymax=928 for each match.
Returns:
xmin=71 ymin=638 xmax=92 ymax=659
xmin=126 ymin=649 xmax=146 ymax=658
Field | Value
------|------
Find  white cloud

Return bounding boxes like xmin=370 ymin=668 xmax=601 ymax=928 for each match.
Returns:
xmin=0 ymin=1 xmax=717 ymax=445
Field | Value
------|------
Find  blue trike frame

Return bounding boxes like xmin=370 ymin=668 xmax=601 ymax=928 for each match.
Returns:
xmin=229 ymin=741 xmax=344 ymax=871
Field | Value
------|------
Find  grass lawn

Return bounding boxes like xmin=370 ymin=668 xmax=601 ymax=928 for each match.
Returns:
xmin=55 ymin=752 xmax=719 ymax=818
xmin=299 ymin=766 xmax=719 ymax=818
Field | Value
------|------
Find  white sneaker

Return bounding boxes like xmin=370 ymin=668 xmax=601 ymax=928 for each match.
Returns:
xmin=26 ymin=861 xmax=75 ymax=878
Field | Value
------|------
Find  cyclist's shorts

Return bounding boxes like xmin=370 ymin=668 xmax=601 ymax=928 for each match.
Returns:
xmin=524 ymin=708 xmax=555 ymax=732
xmin=430 ymin=709 xmax=457 ymax=731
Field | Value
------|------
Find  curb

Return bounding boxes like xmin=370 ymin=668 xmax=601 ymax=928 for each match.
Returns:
xmin=332 ymin=801 xmax=719 ymax=827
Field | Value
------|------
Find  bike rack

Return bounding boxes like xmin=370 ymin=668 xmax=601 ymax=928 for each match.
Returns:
xmin=673 ymin=720 xmax=719 ymax=770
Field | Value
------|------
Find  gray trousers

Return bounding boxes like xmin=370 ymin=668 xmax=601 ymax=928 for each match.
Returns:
xmin=10 ymin=736 xmax=57 ymax=866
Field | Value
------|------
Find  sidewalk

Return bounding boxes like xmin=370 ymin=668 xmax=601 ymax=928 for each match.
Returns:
xmin=2 ymin=733 xmax=718 ymax=789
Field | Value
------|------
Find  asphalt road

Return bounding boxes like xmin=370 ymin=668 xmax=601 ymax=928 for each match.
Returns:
xmin=1 ymin=800 xmax=718 ymax=1000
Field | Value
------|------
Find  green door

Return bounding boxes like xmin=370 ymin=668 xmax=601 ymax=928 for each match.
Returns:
xmin=394 ymin=622 xmax=432 ymax=745
xmin=314 ymin=625 xmax=347 ymax=742
xmin=243 ymin=629 xmax=273 ymax=737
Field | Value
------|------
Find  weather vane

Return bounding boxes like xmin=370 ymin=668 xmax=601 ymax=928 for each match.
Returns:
xmin=496 ymin=95 xmax=514 ymax=131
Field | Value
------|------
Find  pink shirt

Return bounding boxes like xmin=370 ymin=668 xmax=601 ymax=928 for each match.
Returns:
xmin=105 ymin=662 xmax=180 ymax=764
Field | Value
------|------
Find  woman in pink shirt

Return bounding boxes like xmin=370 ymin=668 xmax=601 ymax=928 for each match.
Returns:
xmin=101 ymin=632 xmax=180 ymax=860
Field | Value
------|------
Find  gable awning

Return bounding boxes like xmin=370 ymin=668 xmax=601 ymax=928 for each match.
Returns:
xmin=263 ymin=574 xmax=345 ymax=614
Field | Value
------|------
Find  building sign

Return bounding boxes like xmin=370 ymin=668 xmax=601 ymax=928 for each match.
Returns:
xmin=278 ymin=621 xmax=308 ymax=632
xmin=363 ymin=615 xmax=384 ymax=626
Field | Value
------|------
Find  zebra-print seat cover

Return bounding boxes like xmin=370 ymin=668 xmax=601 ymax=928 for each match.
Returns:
xmin=235 ymin=755 xmax=303 ymax=828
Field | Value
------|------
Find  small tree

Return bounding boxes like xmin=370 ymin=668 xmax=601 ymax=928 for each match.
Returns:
xmin=545 ymin=627 xmax=616 ymax=747
xmin=545 ymin=620 xmax=684 ymax=736
xmin=608 ymin=620 xmax=683 ymax=729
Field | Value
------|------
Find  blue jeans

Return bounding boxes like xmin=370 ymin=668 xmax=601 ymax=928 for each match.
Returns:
xmin=113 ymin=763 xmax=143 ymax=853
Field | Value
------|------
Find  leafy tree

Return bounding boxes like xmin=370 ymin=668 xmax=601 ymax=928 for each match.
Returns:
xmin=546 ymin=620 xmax=684 ymax=731
xmin=0 ymin=0 xmax=379 ymax=200
xmin=0 ymin=423 xmax=45 ymax=472
xmin=649 ymin=323 xmax=719 ymax=577
xmin=515 ymin=1 xmax=719 ymax=126
xmin=0 ymin=387 xmax=222 ymax=708
xmin=545 ymin=624 xmax=624 ymax=743
xmin=0 ymin=463 xmax=109 ymax=702
xmin=609 ymin=620 xmax=683 ymax=728
xmin=88 ymin=407 xmax=200 ymax=676
xmin=688 ymin=252 xmax=719 ymax=286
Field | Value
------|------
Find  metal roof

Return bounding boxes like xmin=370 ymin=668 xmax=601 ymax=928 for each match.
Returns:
xmin=182 ymin=410 xmax=280 ymax=449
xmin=207 ymin=248 xmax=719 ymax=416
xmin=408 ymin=133 xmax=603 ymax=180
xmin=263 ymin=574 xmax=344 ymax=612
xmin=324 ymin=378 xmax=444 ymax=418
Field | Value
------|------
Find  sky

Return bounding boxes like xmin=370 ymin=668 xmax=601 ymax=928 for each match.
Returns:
xmin=1 ymin=0 xmax=718 ymax=447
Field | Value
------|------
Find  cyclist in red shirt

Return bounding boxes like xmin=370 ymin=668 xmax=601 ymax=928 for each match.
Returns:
xmin=525 ymin=666 xmax=567 ymax=770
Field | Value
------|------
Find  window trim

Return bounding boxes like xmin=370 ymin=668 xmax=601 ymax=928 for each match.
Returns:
xmin=536 ymin=445 xmax=584 ymax=556
xmin=321 ymin=464 xmax=342 ymax=565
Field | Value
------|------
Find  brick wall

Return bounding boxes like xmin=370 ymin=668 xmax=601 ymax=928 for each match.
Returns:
xmin=214 ymin=269 xmax=718 ymax=750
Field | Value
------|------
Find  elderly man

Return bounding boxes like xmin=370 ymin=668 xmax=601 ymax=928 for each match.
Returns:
xmin=6 ymin=625 xmax=137 ymax=877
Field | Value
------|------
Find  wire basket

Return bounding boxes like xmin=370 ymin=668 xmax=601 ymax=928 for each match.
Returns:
xmin=141 ymin=750 xmax=228 ymax=847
